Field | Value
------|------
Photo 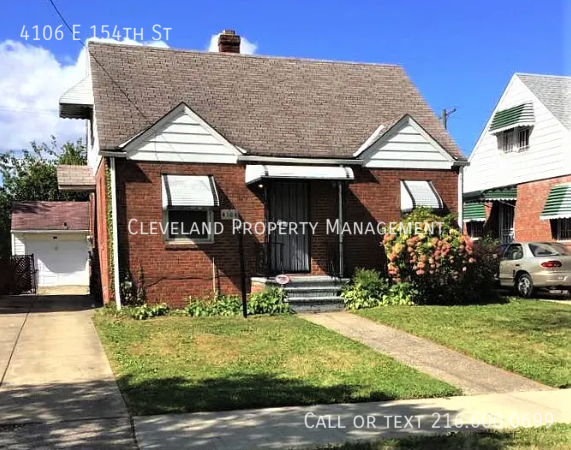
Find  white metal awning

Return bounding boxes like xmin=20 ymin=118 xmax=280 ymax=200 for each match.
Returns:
xmin=401 ymin=180 xmax=443 ymax=212
xmin=59 ymin=76 xmax=94 ymax=119
xmin=245 ymin=165 xmax=354 ymax=185
xmin=162 ymin=175 xmax=219 ymax=208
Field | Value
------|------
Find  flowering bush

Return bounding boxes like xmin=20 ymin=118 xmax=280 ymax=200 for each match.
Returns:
xmin=383 ymin=208 xmax=483 ymax=304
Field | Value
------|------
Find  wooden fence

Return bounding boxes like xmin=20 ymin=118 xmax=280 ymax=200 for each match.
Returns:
xmin=0 ymin=255 xmax=36 ymax=295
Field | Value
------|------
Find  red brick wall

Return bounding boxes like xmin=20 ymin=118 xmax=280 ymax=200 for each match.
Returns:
xmin=94 ymin=159 xmax=112 ymax=304
xmin=514 ymin=175 xmax=571 ymax=241
xmin=310 ymin=181 xmax=338 ymax=275
xmin=115 ymin=160 xmax=458 ymax=306
xmin=115 ymin=160 xmax=265 ymax=307
xmin=345 ymin=167 xmax=458 ymax=273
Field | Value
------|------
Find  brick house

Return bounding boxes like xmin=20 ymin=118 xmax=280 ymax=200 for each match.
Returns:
xmin=464 ymin=74 xmax=571 ymax=245
xmin=58 ymin=30 xmax=466 ymax=309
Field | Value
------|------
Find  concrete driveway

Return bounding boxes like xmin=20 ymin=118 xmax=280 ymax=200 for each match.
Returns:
xmin=0 ymin=295 xmax=137 ymax=449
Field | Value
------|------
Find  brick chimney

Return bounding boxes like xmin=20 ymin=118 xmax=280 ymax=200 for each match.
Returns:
xmin=218 ymin=29 xmax=241 ymax=53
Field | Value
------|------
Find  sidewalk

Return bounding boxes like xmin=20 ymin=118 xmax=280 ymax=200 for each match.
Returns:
xmin=134 ymin=388 xmax=571 ymax=450
xmin=302 ymin=312 xmax=551 ymax=395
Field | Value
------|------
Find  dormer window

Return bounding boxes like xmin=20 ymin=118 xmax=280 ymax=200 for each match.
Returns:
xmin=498 ymin=127 xmax=530 ymax=153
xmin=489 ymin=102 xmax=534 ymax=153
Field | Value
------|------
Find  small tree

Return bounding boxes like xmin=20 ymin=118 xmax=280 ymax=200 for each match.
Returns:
xmin=0 ymin=138 xmax=88 ymax=256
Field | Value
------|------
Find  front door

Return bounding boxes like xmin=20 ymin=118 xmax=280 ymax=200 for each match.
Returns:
xmin=268 ymin=181 xmax=310 ymax=273
xmin=498 ymin=202 xmax=515 ymax=244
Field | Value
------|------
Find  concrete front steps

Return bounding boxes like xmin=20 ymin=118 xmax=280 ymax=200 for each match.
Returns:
xmin=254 ymin=276 xmax=348 ymax=312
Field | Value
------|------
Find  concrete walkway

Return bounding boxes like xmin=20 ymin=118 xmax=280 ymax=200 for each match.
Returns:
xmin=302 ymin=312 xmax=551 ymax=395
xmin=134 ymin=388 xmax=571 ymax=449
xmin=0 ymin=295 xmax=137 ymax=449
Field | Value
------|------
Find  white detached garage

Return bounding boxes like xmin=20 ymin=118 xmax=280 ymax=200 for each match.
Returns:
xmin=11 ymin=202 xmax=91 ymax=294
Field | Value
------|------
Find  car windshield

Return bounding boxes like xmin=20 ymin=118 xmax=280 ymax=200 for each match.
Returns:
xmin=529 ymin=243 xmax=571 ymax=257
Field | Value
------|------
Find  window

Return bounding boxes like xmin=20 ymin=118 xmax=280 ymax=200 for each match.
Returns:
xmin=518 ymin=128 xmax=530 ymax=149
xmin=498 ymin=127 xmax=530 ymax=153
xmin=466 ymin=221 xmax=484 ymax=239
xmin=165 ymin=208 xmax=214 ymax=243
xmin=529 ymin=242 xmax=571 ymax=257
xmin=504 ymin=243 xmax=524 ymax=260
xmin=552 ymin=218 xmax=571 ymax=241
xmin=161 ymin=175 xmax=219 ymax=244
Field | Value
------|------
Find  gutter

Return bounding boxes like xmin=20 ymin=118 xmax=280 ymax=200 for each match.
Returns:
xmin=109 ymin=157 xmax=122 ymax=310
xmin=100 ymin=150 xmax=127 ymax=158
xmin=457 ymin=166 xmax=464 ymax=228
xmin=238 ymin=155 xmax=364 ymax=166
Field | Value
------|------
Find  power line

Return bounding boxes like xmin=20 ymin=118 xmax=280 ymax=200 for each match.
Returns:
xmin=0 ymin=107 xmax=59 ymax=116
xmin=47 ymin=0 xmax=153 ymax=126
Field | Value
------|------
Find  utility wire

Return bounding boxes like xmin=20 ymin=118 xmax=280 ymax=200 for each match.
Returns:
xmin=47 ymin=0 xmax=153 ymax=126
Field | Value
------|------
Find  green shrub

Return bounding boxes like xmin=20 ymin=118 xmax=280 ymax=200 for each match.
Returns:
xmin=184 ymin=294 xmax=242 ymax=317
xmin=385 ymin=282 xmax=419 ymax=305
xmin=248 ymin=286 xmax=290 ymax=315
xmin=120 ymin=266 xmax=147 ymax=306
xmin=463 ymin=235 xmax=502 ymax=302
xmin=184 ymin=288 xmax=290 ymax=317
xmin=129 ymin=303 xmax=169 ymax=320
xmin=342 ymin=268 xmax=391 ymax=310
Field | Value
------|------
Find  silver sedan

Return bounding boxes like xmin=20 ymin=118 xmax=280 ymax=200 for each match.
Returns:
xmin=499 ymin=242 xmax=571 ymax=297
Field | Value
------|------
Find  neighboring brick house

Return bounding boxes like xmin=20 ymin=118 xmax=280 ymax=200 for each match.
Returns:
xmin=58 ymin=30 xmax=466 ymax=308
xmin=464 ymin=74 xmax=571 ymax=245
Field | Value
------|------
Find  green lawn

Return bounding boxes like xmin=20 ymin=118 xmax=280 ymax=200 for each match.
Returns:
xmin=314 ymin=424 xmax=571 ymax=450
xmin=93 ymin=313 xmax=459 ymax=415
xmin=356 ymin=299 xmax=571 ymax=388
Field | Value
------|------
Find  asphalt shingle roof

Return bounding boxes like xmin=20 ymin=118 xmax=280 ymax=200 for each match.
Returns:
xmin=11 ymin=202 xmax=89 ymax=231
xmin=517 ymin=73 xmax=571 ymax=131
xmin=88 ymin=42 xmax=464 ymax=160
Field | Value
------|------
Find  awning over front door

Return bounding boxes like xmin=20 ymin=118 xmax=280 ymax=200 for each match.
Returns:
xmin=464 ymin=186 xmax=518 ymax=202
xmin=541 ymin=183 xmax=571 ymax=220
xmin=245 ymin=165 xmax=354 ymax=185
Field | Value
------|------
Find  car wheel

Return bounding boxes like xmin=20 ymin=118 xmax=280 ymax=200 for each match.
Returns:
xmin=516 ymin=273 xmax=535 ymax=298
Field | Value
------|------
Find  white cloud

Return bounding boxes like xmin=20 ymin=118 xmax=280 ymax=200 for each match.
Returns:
xmin=0 ymin=38 xmax=168 ymax=152
xmin=207 ymin=33 xmax=257 ymax=55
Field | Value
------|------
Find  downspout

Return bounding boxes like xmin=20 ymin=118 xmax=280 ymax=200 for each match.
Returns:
xmin=457 ymin=166 xmax=464 ymax=229
xmin=109 ymin=157 xmax=122 ymax=309
xmin=338 ymin=181 xmax=344 ymax=278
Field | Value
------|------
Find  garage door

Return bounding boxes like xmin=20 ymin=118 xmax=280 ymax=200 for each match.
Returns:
xmin=24 ymin=234 xmax=89 ymax=287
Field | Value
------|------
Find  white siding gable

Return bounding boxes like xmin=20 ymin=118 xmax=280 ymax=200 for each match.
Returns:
xmin=464 ymin=75 xmax=571 ymax=194
xmin=359 ymin=116 xmax=455 ymax=170
xmin=124 ymin=103 xmax=243 ymax=164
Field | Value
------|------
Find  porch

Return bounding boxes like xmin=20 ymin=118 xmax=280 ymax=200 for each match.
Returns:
xmin=464 ymin=186 xmax=517 ymax=244
xmin=245 ymin=164 xmax=353 ymax=280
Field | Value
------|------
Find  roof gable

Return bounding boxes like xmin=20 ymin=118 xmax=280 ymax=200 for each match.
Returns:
xmin=465 ymin=74 xmax=571 ymax=193
xmin=516 ymin=74 xmax=571 ymax=131
xmin=123 ymin=103 xmax=243 ymax=164
xmin=88 ymin=42 xmax=464 ymax=161
xmin=358 ymin=115 xmax=457 ymax=169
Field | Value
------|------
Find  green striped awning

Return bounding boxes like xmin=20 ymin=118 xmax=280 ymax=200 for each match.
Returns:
xmin=463 ymin=203 xmax=486 ymax=222
xmin=481 ymin=186 xmax=517 ymax=201
xmin=489 ymin=103 xmax=534 ymax=133
xmin=541 ymin=184 xmax=571 ymax=220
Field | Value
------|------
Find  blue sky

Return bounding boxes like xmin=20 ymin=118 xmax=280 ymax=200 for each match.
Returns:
xmin=0 ymin=0 xmax=568 ymax=155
